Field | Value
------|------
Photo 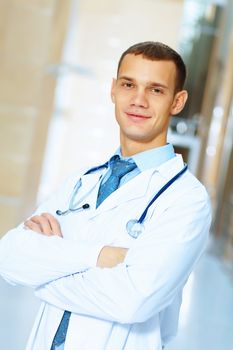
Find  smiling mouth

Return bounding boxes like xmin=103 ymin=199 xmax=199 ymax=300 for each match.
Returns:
xmin=126 ymin=112 xmax=151 ymax=119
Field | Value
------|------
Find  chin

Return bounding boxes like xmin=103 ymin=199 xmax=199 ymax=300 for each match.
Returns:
xmin=123 ymin=133 xmax=153 ymax=143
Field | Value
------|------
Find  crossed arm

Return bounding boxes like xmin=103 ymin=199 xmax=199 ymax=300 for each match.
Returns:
xmin=23 ymin=194 xmax=211 ymax=324
xmin=24 ymin=213 xmax=128 ymax=268
xmin=1 ymin=188 xmax=211 ymax=324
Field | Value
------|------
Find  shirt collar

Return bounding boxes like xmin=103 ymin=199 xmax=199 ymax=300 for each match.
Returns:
xmin=114 ymin=144 xmax=175 ymax=172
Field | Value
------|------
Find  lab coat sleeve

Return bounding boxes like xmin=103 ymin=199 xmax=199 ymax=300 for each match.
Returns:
xmin=0 ymin=174 xmax=104 ymax=288
xmin=35 ymin=187 xmax=212 ymax=324
xmin=0 ymin=228 xmax=104 ymax=288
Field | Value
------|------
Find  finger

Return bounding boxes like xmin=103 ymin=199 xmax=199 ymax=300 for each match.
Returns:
xmin=24 ymin=220 xmax=43 ymax=234
xmin=30 ymin=215 xmax=53 ymax=235
xmin=41 ymin=213 xmax=63 ymax=237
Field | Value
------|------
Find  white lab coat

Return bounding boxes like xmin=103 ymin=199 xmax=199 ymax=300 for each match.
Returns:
xmin=0 ymin=155 xmax=211 ymax=350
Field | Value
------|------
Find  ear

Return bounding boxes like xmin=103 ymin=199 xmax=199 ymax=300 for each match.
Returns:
xmin=170 ymin=90 xmax=188 ymax=115
xmin=111 ymin=78 xmax=117 ymax=103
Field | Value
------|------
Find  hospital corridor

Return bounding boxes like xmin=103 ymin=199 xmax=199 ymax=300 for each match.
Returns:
xmin=0 ymin=0 xmax=233 ymax=349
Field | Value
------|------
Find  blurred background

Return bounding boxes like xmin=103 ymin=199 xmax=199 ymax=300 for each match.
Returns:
xmin=0 ymin=0 xmax=233 ymax=349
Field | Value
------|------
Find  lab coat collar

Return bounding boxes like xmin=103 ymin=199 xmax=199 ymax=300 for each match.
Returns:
xmin=84 ymin=154 xmax=185 ymax=217
xmin=156 ymin=154 xmax=185 ymax=180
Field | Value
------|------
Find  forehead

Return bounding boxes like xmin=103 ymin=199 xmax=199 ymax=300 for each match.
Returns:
xmin=118 ymin=54 xmax=177 ymax=89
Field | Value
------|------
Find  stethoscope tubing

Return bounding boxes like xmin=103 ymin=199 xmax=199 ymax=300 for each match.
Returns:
xmin=56 ymin=161 xmax=188 ymax=237
xmin=56 ymin=163 xmax=108 ymax=216
xmin=138 ymin=164 xmax=188 ymax=224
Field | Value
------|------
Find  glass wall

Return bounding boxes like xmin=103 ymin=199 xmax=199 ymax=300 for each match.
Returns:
xmin=180 ymin=0 xmax=233 ymax=267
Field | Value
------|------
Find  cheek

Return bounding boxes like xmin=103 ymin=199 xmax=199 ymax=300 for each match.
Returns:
xmin=114 ymin=95 xmax=128 ymax=111
xmin=151 ymin=99 xmax=172 ymax=114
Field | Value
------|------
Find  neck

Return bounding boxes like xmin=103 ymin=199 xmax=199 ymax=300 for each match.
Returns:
xmin=120 ymin=136 xmax=167 ymax=157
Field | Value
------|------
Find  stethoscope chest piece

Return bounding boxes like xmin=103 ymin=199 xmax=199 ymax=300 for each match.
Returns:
xmin=126 ymin=219 xmax=144 ymax=239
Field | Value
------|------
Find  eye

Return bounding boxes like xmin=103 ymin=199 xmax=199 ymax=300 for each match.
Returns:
xmin=151 ymin=87 xmax=163 ymax=94
xmin=121 ymin=81 xmax=134 ymax=89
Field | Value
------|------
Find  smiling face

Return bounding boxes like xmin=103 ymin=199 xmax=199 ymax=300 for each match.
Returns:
xmin=111 ymin=54 xmax=188 ymax=156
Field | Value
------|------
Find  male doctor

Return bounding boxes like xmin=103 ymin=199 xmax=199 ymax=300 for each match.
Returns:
xmin=0 ymin=41 xmax=211 ymax=350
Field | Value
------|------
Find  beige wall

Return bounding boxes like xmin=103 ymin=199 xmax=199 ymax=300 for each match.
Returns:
xmin=0 ymin=0 xmax=185 ymax=235
xmin=0 ymin=0 xmax=71 ymax=235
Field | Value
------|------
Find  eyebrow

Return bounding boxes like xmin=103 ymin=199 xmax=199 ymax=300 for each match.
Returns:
xmin=117 ymin=75 xmax=169 ymax=90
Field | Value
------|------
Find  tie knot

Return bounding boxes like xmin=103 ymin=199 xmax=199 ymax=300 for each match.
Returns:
xmin=110 ymin=155 xmax=136 ymax=179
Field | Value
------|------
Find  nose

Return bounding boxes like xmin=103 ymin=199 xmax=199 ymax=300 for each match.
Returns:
xmin=130 ymin=88 xmax=149 ymax=108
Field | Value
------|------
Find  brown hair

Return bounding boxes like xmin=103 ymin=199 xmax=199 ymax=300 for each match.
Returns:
xmin=117 ymin=41 xmax=186 ymax=93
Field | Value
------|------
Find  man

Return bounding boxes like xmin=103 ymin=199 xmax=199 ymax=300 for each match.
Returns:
xmin=0 ymin=42 xmax=211 ymax=350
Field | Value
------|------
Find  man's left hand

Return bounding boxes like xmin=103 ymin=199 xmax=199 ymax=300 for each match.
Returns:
xmin=24 ymin=213 xmax=62 ymax=237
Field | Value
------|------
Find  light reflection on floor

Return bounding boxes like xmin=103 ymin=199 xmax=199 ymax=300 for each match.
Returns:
xmin=0 ymin=243 xmax=233 ymax=350
xmin=167 ymin=249 xmax=233 ymax=350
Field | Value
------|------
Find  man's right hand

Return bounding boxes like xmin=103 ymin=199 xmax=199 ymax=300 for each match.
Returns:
xmin=97 ymin=246 xmax=128 ymax=268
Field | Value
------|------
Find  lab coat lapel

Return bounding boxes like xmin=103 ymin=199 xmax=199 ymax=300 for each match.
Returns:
xmin=91 ymin=155 xmax=185 ymax=217
xmin=92 ymin=168 xmax=157 ymax=216
xmin=81 ymin=155 xmax=185 ymax=218
xmin=77 ymin=172 xmax=104 ymax=211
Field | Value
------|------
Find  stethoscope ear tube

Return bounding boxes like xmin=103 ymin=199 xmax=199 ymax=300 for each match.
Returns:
xmin=56 ymin=203 xmax=90 ymax=216
xmin=56 ymin=162 xmax=108 ymax=216
xmin=56 ymin=209 xmax=67 ymax=216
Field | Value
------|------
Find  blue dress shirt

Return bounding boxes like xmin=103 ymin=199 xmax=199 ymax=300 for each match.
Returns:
xmin=103 ymin=143 xmax=175 ymax=187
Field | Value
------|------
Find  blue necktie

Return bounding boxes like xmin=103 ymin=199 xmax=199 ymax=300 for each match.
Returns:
xmin=51 ymin=156 xmax=136 ymax=349
xmin=50 ymin=310 xmax=71 ymax=350
xmin=96 ymin=155 xmax=137 ymax=207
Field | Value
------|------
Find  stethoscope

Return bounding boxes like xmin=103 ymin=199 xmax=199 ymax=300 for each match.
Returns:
xmin=56 ymin=162 xmax=188 ymax=239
